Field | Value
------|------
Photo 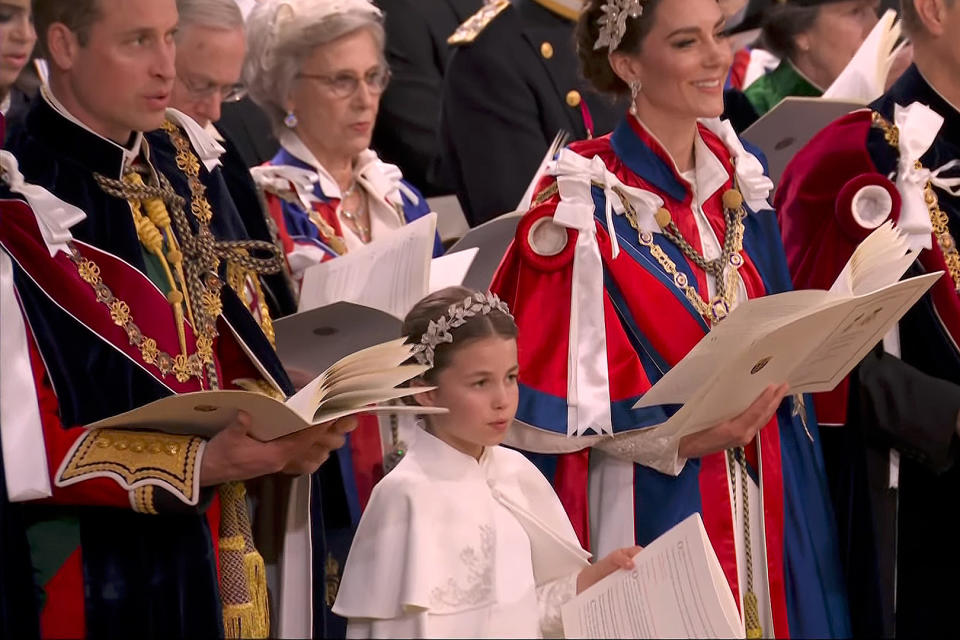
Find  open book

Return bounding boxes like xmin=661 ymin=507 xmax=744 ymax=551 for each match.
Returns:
xmin=87 ymin=338 xmax=444 ymax=440
xmin=562 ymin=514 xmax=742 ymax=639
xmin=276 ymin=213 xmax=480 ymax=375
xmin=633 ymin=223 xmax=939 ymax=438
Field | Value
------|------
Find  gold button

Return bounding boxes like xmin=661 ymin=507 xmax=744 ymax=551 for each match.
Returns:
xmin=540 ymin=41 xmax=554 ymax=59
xmin=566 ymin=90 xmax=582 ymax=107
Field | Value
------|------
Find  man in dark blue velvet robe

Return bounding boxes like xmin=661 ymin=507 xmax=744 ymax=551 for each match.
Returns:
xmin=776 ymin=1 xmax=960 ymax=635
xmin=1 ymin=1 xmax=351 ymax=637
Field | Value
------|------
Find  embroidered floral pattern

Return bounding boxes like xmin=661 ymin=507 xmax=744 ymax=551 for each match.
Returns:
xmin=429 ymin=525 xmax=495 ymax=609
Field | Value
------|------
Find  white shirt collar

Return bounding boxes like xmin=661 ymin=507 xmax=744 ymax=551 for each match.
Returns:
xmin=41 ymin=84 xmax=144 ymax=169
xmin=278 ymin=129 xmax=384 ymax=199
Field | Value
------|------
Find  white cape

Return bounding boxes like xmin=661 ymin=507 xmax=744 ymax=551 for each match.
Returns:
xmin=333 ymin=429 xmax=590 ymax=623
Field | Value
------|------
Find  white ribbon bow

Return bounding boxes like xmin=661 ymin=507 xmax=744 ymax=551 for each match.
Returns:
xmin=1 ymin=151 xmax=86 ymax=257
xmin=549 ymin=150 xmax=662 ymax=436
xmin=250 ymin=164 xmax=321 ymax=212
xmin=0 ymin=153 xmax=84 ymax=502
xmin=701 ymin=118 xmax=774 ymax=212
xmin=893 ymin=102 xmax=945 ymax=251
xmin=165 ymin=108 xmax=227 ymax=172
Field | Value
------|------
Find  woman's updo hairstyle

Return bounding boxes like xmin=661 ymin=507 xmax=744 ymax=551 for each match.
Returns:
xmin=401 ymin=286 xmax=518 ymax=384
xmin=576 ymin=0 xmax=664 ymax=95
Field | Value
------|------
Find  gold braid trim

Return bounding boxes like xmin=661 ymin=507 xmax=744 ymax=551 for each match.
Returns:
xmin=226 ymin=252 xmax=277 ymax=348
xmin=57 ymin=429 xmax=203 ymax=505
xmin=872 ymin=111 xmax=960 ymax=293
xmin=68 ymin=242 xmax=210 ymax=383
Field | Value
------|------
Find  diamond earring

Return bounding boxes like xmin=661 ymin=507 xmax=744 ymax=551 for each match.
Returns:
xmin=283 ymin=111 xmax=298 ymax=128
xmin=629 ymin=80 xmax=641 ymax=115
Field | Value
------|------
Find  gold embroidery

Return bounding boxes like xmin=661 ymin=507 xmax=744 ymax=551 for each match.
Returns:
xmin=67 ymin=243 xmax=209 ymax=382
xmin=873 ymin=112 xmax=960 ymax=293
xmin=58 ymin=429 xmax=203 ymax=505
xmin=132 ymin=485 xmax=158 ymax=515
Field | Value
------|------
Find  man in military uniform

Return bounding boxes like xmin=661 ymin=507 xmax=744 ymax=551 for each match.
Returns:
xmin=775 ymin=0 xmax=960 ymax=635
xmin=440 ymin=0 xmax=625 ymax=225
xmin=372 ymin=0 xmax=481 ymax=196
xmin=2 ymin=0 xmax=351 ymax=636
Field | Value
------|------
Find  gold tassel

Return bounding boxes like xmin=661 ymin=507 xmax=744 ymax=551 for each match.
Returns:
xmin=220 ymin=551 xmax=270 ymax=640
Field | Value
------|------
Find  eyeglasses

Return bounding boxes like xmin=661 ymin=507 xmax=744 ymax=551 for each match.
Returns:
xmin=296 ymin=66 xmax=392 ymax=99
xmin=177 ymin=75 xmax=249 ymax=103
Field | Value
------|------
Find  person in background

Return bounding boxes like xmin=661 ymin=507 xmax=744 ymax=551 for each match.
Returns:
xmin=744 ymin=0 xmax=879 ymax=116
xmin=370 ymin=0 xmax=481 ymax=197
xmin=775 ymin=0 xmax=960 ymax=635
xmin=439 ymin=0 xmax=626 ymax=226
xmin=244 ymin=2 xmax=441 ymax=634
xmin=245 ymin=0 xmax=441 ymax=287
xmin=0 ymin=0 xmax=36 ymax=127
xmin=170 ymin=0 xmax=298 ymax=321
xmin=4 ymin=0 xmax=354 ymax=637
xmin=491 ymin=0 xmax=852 ymax=636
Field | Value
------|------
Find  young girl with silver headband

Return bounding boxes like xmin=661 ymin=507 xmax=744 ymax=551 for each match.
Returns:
xmin=333 ymin=287 xmax=640 ymax=638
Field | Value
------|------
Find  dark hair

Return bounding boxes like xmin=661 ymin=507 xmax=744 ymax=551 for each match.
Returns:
xmin=759 ymin=4 xmax=820 ymax=60
xmin=401 ymin=286 xmax=518 ymax=384
xmin=34 ymin=0 xmax=101 ymax=56
xmin=576 ymin=0 xmax=664 ymax=95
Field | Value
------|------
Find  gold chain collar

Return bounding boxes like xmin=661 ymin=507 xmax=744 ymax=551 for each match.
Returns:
xmin=872 ymin=111 xmax=960 ymax=293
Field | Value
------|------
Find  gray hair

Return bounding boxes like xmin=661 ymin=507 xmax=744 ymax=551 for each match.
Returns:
xmin=176 ymin=0 xmax=245 ymax=33
xmin=243 ymin=0 xmax=385 ymax=135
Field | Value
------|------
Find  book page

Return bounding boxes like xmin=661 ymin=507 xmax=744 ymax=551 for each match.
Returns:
xmin=562 ymin=514 xmax=742 ymax=640
xmin=636 ymin=273 xmax=939 ymax=439
xmin=429 ymin=248 xmax=478 ymax=293
xmin=634 ymin=289 xmax=833 ymax=408
xmin=789 ymin=273 xmax=940 ymax=391
xmin=298 ymin=212 xmax=436 ymax=318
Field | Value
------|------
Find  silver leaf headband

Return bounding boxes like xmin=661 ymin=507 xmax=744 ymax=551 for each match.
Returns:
xmin=411 ymin=292 xmax=514 ymax=368
xmin=594 ymin=0 xmax=644 ymax=51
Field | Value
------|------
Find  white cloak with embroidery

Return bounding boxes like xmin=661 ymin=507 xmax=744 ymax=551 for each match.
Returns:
xmin=332 ymin=428 xmax=591 ymax=638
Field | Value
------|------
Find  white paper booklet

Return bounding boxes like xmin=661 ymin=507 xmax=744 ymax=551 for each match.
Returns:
xmin=298 ymin=212 xmax=438 ymax=317
xmin=823 ymin=9 xmax=904 ymax=103
xmin=633 ymin=223 xmax=939 ymax=438
xmin=562 ymin=514 xmax=743 ymax=639
xmin=88 ymin=339 xmax=444 ymax=440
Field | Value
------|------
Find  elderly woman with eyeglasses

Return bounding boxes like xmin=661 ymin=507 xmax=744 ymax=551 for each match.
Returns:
xmin=245 ymin=0 xmax=441 ymax=285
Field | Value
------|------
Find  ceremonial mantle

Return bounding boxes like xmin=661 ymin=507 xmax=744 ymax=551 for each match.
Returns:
xmin=333 ymin=428 xmax=590 ymax=637
xmin=2 ymin=91 xmax=301 ymax=638
xmin=253 ymin=131 xmax=441 ymax=281
xmin=491 ymin=114 xmax=851 ymax=638
xmin=774 ymin=64 xmax=960 ymax=637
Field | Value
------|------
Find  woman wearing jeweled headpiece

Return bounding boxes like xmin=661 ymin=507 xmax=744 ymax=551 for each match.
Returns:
xmin=244 ymin=0 xmax=442 ymax=289
xmin=491 ymin=0 xmax=852 ymax=637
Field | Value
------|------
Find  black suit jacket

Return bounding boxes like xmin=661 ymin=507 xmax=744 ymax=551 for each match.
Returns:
xmin=372 ymin=0 xmax=481 ymax=196
xmin=440 ymin=0 xmax=625 ymax=225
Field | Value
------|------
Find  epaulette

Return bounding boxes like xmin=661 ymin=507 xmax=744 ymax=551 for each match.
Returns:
xmin=447 ymin=0 xmax=511 ymax=46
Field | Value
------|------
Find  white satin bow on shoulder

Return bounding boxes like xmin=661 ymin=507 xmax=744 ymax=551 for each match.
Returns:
xmin=548 ymin=149 xmax=663 ymax=437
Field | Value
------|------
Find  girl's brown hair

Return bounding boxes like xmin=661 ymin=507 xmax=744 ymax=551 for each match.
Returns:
xmin=401 ymin=286 xmax=517 ymax=383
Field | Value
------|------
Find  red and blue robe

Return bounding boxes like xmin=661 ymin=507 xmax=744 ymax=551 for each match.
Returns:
xmin=492 ymin=114 xmax=851 ymax=638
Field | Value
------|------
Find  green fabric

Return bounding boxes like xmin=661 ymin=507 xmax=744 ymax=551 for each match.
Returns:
xmin=744 ymin=60 xmax=823 ymax=116
xmin=141 ymin=248 xmax=172 ymax=294
xmin=25 ymin=515 xmax=82 ymax=607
